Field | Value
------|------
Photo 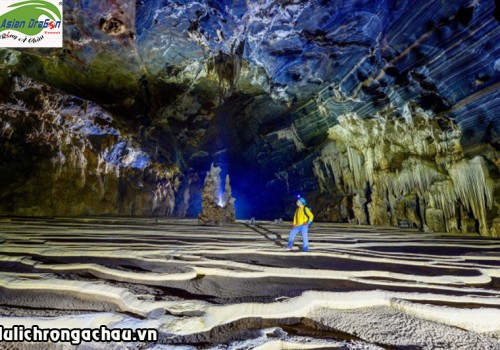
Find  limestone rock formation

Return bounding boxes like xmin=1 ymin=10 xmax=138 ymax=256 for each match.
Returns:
xmin=313 ymin=108 xmax=497 ymax=236
xmin=0 ymin=0 xmax=498 ymax=235
xmin=198 ymin=164 xmax=236 ymax=224
xmin=0 ymin=75 xmax=179 ymax=216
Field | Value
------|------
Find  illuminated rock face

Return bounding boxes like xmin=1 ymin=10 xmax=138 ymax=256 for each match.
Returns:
xmin=314 ymin=109 xmax=496 ymax=236
xmin=0 ymin=76 xmax=179 ymax=216
xmin=0 ymin=1 xmax=499 ymax=234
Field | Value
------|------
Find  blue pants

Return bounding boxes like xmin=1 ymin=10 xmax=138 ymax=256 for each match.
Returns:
xmin=287 ymin=224 xmax=309 ymax=251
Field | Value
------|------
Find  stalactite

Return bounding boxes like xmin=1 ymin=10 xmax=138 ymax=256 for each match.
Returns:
xmin=316 ymin=143 xmax=344 ymax=190
xmin=312 ymin=160 xmax=326 ymax=193
xmin=314 ymin=107 xmax=498 ymax=236
xmin=346 ymin=146 xmax=366 ymax=191
xmin=428 ymin=181 xmax=457 ymax=224
xmin=393 ymin=159 xmax=443 ymax=196
xmin=364 ymin=147 xmax=375 ymax=186
xmin=449 ymin=156 xmax=494 ymax=236
xmin=206 ymin=51 xmax=242 ymax=98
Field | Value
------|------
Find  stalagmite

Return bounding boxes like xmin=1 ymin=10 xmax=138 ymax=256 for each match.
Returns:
xmin=198 ymin=164 xmax=236 ymax=224
xmin=222 ymin=175 xmax=236 ymax=223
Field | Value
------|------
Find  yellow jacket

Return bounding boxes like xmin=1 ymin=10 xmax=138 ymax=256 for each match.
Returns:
xmin=293 ymin=206 xmax=314 ymax=226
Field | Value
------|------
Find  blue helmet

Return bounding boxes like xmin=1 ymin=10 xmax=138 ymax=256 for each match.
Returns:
xmin=298 ymin=197 xmax=307 ymax=205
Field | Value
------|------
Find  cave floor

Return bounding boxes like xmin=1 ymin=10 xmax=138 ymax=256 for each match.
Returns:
xmin=0 ymin=217 xmax=499 ymax=349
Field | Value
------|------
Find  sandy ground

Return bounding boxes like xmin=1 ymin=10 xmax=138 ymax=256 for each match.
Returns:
xmin=0 ymin=217 xmax=499 ymax=349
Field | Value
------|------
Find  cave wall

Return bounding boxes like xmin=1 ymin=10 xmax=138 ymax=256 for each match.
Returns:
xmin=0 ymin=73 xmax=179 ymax=216
xmin=0 ymin=0 xmax=498 ymax=235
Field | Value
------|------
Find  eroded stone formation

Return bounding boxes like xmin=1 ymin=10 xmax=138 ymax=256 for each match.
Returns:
xmin=2 ymin=218 xmax=500 ymax=348
xmin=198 ymin=164 xmax=236 ymax=225
xmin=313 ymin=107 xmax=497 ymax=236
xmin=0 ymin=0 xmax=498 ymax=235
xmin=0 ymin=75 xmax=179 ymax=216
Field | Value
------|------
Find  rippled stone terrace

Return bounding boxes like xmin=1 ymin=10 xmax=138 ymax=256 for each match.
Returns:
xmin=0 ymin=217 xmax=499 ymax=349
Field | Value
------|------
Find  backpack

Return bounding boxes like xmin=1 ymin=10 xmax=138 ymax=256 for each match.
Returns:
xmin=304 ymin=206 xmax=313 ymax=226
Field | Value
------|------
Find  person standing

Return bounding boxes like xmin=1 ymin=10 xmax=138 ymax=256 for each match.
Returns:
xmin=287 ymin=197 xmax=314 ymax=252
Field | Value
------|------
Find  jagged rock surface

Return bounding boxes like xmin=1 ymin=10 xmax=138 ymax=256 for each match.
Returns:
xmin=0 ymin=75 xmax=179 ymax=216
xmin=0 ymin=0 xmax=498 ymax=234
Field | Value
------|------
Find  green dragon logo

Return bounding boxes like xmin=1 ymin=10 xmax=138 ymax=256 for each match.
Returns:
xmin=0 ymin=0 xmax=61 ymax=36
